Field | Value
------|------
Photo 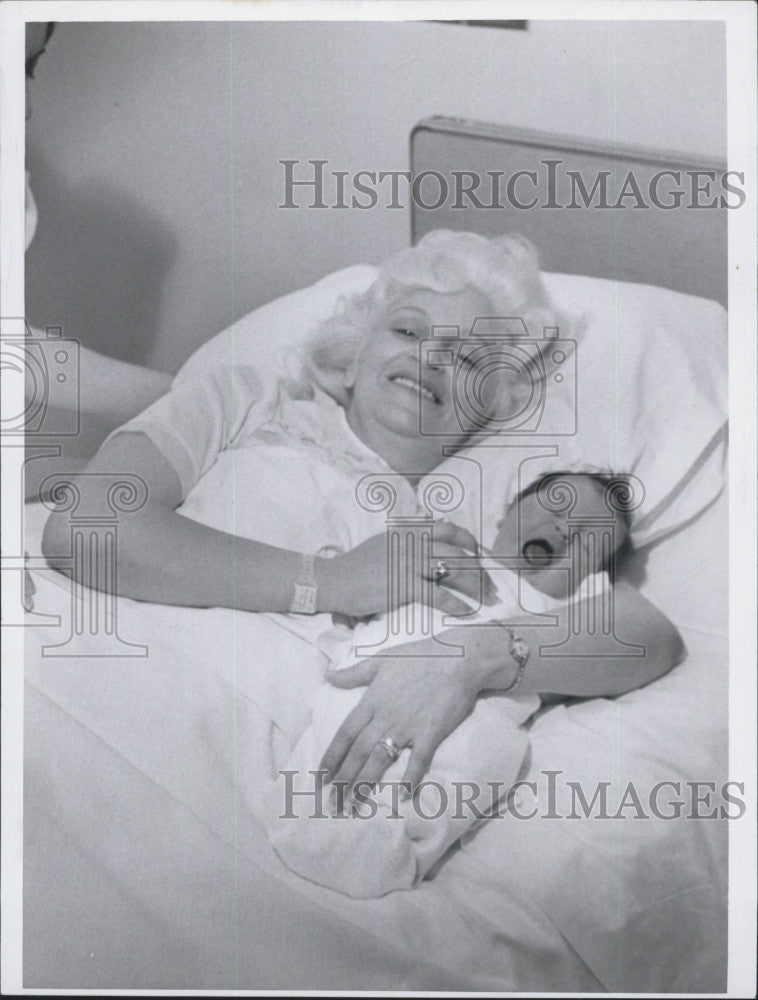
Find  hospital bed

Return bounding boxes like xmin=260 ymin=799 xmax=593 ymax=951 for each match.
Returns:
xmin=21 ymin=120 xmax=729 ymax=991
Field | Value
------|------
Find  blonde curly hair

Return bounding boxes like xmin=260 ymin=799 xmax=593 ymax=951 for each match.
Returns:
xmin=304 ymin=229 xmax=568 ymax=408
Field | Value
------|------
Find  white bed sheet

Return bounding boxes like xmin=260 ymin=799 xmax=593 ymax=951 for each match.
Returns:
xmin=22 ymin=487 xmax=728 ymax=991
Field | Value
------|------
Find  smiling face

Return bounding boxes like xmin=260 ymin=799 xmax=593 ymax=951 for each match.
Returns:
xmin=343 ymin=285 xmax=502 ymax=476
xmin=492 ymin=473 xmax=630 ymax=598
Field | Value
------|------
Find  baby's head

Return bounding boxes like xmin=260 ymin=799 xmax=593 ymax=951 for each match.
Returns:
xmin=492 ymin=471 xmax=634 ymax=598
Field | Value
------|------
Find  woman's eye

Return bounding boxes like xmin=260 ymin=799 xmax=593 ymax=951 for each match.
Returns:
xmin=393 ymin=327 xmax=417 ymax=339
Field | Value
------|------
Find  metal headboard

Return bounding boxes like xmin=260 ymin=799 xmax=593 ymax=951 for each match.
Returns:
xmin=411 ymin=117 xmax=728 ymax=305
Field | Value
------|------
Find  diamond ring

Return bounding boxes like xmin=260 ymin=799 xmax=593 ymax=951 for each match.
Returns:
xmin=431 ymin=559 xmax=450 ymax=584
xmin=377 ymin=736 xmax=402 ymax=762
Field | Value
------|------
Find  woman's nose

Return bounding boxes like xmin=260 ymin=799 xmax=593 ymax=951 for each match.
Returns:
xmin=26 ymin=80 xmax=32 ymax=121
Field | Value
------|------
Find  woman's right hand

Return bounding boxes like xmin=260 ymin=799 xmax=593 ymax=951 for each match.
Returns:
xmin=317 ymin=520 xmax=498 ymax=617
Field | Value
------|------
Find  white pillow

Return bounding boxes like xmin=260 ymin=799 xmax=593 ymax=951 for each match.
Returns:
xmin=177 ymin=264 xmax=727 ymax=548
xmin=431 ymin=272 xmax=727 ymax=548
xmin=176 ymin=264 xmax=377 ymax=383
xmin=544 ymin=271 xmax=726 ymax=546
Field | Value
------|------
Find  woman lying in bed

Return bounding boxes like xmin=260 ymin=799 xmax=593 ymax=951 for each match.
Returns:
xmin=42 ymin=230 xmax=685 ymax=801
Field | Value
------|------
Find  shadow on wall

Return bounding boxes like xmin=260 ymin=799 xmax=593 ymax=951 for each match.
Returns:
xmin=25 ymin=147 xmax=178 ymax=369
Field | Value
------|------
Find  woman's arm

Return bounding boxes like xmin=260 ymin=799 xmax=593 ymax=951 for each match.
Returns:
xmin=24 ymin=345 xmax=173 ymax=501
xmin=456 ymin=580 xmax=686 ymax=699
xmin=77 ymin=347 xmax=173 ymax=420
xmin=41 ymin=431 xmax=485 ymax=615
xmin=320 ymin=583 xmax=686 ymax=791
xmin=41 ymin=433 xmax=304 ymax=612
xmin=26 ymin=337 xmax=172 ymax=425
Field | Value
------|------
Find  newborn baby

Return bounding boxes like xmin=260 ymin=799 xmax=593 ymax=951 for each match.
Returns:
xmin=264 ymin=472 xmax=633 ymax=897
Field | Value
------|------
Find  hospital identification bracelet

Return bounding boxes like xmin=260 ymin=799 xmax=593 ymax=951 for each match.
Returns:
xmin=493 ymin=623 xmax=531 ymax=693
xmin=290 ymin=553 xmax=318 ymax=614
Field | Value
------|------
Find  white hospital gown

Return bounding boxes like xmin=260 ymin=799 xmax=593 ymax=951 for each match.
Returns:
xmin=108 ymin=364 xmax=419 ymax=647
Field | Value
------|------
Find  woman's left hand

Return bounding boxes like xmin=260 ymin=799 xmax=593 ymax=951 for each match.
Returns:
xmin=319 ymin=638 xmax=485 ymax=794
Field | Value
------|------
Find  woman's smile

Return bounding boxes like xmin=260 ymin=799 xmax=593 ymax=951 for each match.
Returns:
xmin=344 ymin=284 xmax=498 ymax=472
xmin=387 ymin=372 xmax=441 ymax=405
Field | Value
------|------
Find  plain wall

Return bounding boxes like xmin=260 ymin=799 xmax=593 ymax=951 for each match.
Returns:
xmin=26 ymin=19 xmax=726 ymax=373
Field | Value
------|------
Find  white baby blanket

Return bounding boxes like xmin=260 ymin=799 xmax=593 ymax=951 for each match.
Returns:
xmin=261 ymin=568 xmax=603 ymax=898
xmin=263 ymin=684 xmax=537 ymax=898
